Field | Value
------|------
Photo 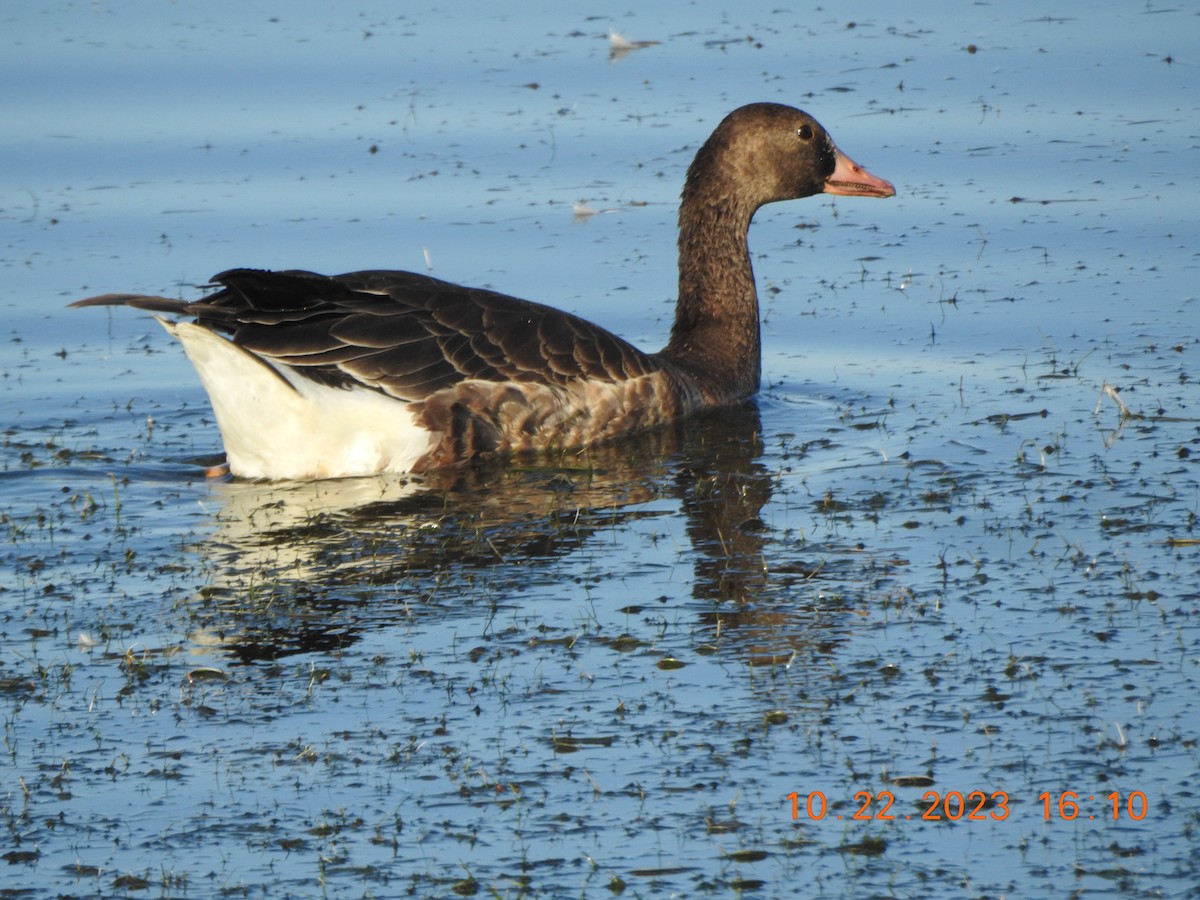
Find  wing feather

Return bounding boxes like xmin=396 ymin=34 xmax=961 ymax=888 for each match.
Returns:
xmin=134 ymin=267 xmax=664 ymax=400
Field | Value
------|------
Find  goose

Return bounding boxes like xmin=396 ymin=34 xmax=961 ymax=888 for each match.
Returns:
xmin=72 ymin=103 xmax=894 ymax=480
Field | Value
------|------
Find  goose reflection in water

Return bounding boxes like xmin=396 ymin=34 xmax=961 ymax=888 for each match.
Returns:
xmin=183 ymin=405 xmax=853 ymax=666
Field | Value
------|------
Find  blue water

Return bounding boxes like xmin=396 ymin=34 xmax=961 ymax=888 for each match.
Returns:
xmin=2 ymin=1 xmax=1199 ymax=897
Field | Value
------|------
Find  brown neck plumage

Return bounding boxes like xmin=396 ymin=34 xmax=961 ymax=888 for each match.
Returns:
xmin=662 ymin=151 xmax=763 ymax=403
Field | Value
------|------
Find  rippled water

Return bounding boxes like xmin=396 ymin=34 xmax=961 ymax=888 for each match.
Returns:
xmin=3 ymin=1 xmax=1198 ymax=897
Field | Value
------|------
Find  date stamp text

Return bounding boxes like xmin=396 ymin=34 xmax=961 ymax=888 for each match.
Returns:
xmin=787 ymin=790 xmax=1149 ymax=822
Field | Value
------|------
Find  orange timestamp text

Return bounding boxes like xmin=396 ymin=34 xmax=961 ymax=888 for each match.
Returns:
xmin=787 ymin=790 xmax=1149 ymax=822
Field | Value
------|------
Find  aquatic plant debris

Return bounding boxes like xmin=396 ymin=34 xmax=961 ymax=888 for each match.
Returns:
xmin=2 ymin=0 xmax=1198 ymax=897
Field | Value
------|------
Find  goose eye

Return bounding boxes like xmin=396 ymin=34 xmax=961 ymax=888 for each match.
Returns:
xmin=796 ymin=124 xmax=814 ymax=140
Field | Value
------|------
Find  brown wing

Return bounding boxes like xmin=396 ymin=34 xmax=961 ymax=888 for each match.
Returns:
xmin=76 ymin=267 xmax=665 ymax=400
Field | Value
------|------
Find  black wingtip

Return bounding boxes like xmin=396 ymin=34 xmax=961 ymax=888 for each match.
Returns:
xmin=68 ymin=293 xmax=191 ymax=314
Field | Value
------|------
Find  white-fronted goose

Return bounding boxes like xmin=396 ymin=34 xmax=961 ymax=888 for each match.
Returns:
xmin=73 ymin=103 xmax=894 ymax=479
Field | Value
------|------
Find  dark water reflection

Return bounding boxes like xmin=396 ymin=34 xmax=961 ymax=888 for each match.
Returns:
xmin=190 ymin=405 xmax=845 ymax=665
xmin=3 ymin=0 xmax=1199 ymax=896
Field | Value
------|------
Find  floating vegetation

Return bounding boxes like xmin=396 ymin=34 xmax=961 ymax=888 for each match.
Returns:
xmin=3 ymin=2 xmax=1199 ymax=897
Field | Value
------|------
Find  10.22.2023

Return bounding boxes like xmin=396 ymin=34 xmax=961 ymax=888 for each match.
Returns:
xmin=787 ymin=790 xmax=1149 ymax=822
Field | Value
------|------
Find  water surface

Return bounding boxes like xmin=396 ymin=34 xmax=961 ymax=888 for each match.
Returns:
xmin=2 ymin=1 xmax=1198 ymax=896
